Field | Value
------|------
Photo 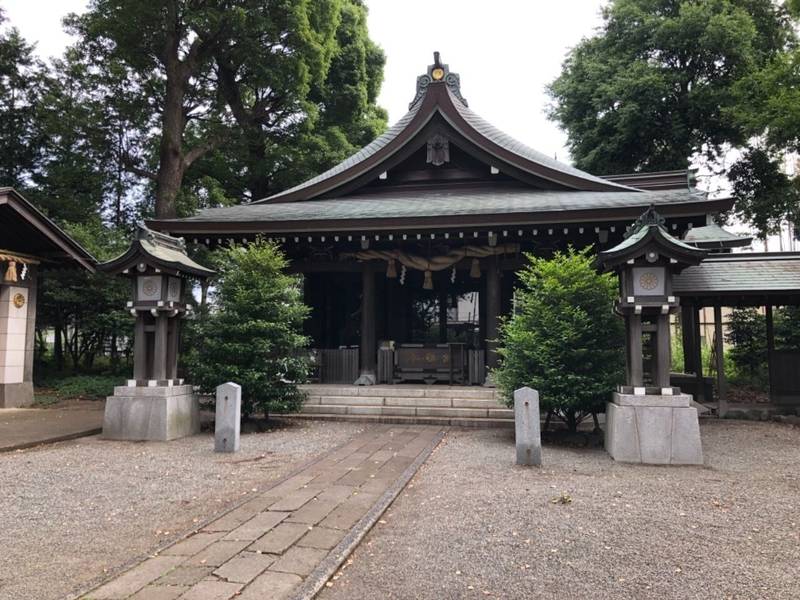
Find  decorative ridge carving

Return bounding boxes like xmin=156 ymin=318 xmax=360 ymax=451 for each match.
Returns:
xmin=624 ymin=204 xmax=666 ymax=238
xmin=136 ymin=223 xmax=187 ymax=251
xmin=409 ymin=51 xmax=468 ymax=109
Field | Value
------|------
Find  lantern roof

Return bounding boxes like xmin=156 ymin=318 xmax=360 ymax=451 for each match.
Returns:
xmin=598 ymin=206 xmax=708 ymax=271
xmin=99 ymin=224 xmax=214 ymax=278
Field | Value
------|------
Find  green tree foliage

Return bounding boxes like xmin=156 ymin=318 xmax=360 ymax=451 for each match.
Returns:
xmin=728 ymin=147 xmax=800 ymax=238
xmin=495 ymin=248 xmax=625 ymax=432
xmin=67 ymin=0 xmax=386 ymax=216
xmin=725 ymin=306 xmax=800 ymax=388
xmin=185 ymin=241 xmax=310 ymax=418
xmin=547 ymin=0 xmax=794 ymax=175
xmin=0 ymin=10 xmax=46 ymax=188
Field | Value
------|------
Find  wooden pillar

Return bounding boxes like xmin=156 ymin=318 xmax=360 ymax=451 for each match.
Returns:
xmin=628 ymin=314 xmax=644 ymax=387
xmin=693 ymin=307 xmax=704 ymax=401
xmin=357 ymin=263 xmax=376 ymax=384
xmin=166 ymin=316 xmax=180 ymax=380
xmin=153 ymin=313 xmax=169 ymax=381
xmin=766 ymin=303 xmax=775 ymax=401
xmin=485 ymin=259 xmax=501 ymax=370
xmin=133 ymin=313 xmax=147 ymax=381
xmin=681 ymin=305 xmax=696 ymax=374
xmin=714 ymin=305 xmax=727 ymax=417
xmin=654 ymin=313 xmax=671 ymax=388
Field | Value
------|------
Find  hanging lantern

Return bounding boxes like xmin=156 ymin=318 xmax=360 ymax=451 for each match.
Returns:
xmin=423 ymin=270 xmax=434 ymax=290
xmin=386 ymin=258 xmax=397 ymax=278
xmin=4 ymin=260 xmax=17 ymax=282
xmin=469 ymin=258 xmax=481 ymax=278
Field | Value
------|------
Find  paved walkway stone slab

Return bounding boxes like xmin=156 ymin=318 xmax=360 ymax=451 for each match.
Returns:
xmin=82 ymin=425 xmax=443 ymax=600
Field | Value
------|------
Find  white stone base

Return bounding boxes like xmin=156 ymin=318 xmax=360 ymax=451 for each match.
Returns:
xmin=605 ymin=392 xmax=703 ymax=465
xmin=103 ymin=385 xmax=199 ymax=441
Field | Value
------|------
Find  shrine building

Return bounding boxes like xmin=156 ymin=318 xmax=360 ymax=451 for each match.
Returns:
xmin=150 ymin=54 xmax=744 ymax=390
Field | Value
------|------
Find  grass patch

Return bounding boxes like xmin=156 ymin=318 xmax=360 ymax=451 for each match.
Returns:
xmin=35 ymin=374 xmax=119 ymax=402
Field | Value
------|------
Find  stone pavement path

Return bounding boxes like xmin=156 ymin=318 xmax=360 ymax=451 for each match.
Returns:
xmin=82 ymin=425 xmax=443 ymax=600
xmin=0 ymin=403 xmax=103 ymax=452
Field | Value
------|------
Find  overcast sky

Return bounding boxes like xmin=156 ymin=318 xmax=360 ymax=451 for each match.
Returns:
xmin=2 ymin=0 xmax=608 ymax=164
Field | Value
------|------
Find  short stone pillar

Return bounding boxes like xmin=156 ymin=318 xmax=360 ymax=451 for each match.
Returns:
xmin=514 ymin=387 xmax=541 ymax=466
xmin=215 ymin=382 xmax=241 ymax=453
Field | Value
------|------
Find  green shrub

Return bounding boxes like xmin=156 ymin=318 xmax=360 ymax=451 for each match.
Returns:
xmin=494 ymin=247 xmax=625 ymax=432
xmin=37 ymin=374 xmax=119 ymax=400
xmin=185 ymin=240 xmax=310 ymax=418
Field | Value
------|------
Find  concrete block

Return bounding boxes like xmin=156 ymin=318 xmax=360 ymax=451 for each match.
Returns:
xmin=301 ymin=404 xmax=348 ymax=415
xmin=0 ymin=381 xmax=33 ymax=408
xmin=635 ymin=406 xmax=673 ymax=464
xmin=215 ymin=382 xmax=241 ymax=453
xmin=605 ymin=393 xmax=703 ymax=465
xmin=671 ymin=408 xmax=704 ymax=465
xmin=380 ymin=406 xmax=416 ymax=417
xmin=514 ymin=387 xmax=541 ymax=466
xmin=385 ymin=396 xmax=451 ymax=408
xmin=103 ymin=387 xmax=199 ymax=441
xmin=488 ymin=408 xmax=514 ymax=419
xmin=416 ymin=407 xmax=488 ymax=418
xmin=452 ymin=398 xmax=504 ymax=409
xmin=347 ymin=405 xmax=383 ymax=416
xmin=424 ymin=388 xmax=495 ymax=400
xmin=360 ymin=386 xmax=424 ymax=398
xmin=615 ymin=393 xmax=691 ymax=408
xmin=321 ymin=395 xmax=384 ymax=406
xmin=604 ymin=402 xmax=642 ymax=463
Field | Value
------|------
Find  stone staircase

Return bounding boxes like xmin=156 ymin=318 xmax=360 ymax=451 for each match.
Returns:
xmin=290 ymin=384 xmax=514 ymax=428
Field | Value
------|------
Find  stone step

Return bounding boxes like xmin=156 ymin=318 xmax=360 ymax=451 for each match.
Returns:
xmin=286 ymin=413 xmax=514 ymax=429
xmin=300 ymin=385 xmax=498 ymax=401
xmin=304 ymin=395 xmax=506 ymax=409
xmin=301 ymin=404 xmax=513 ymax=420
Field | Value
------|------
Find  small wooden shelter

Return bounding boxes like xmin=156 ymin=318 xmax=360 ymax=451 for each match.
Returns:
xmin=0 ymin=188 xmax=95 ymax=407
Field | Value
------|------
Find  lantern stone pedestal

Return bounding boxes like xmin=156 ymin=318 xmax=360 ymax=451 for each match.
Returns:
xmin=598 ymin=207 xmax=708 ymax=466
xmin=99 ymin=225 xmax=213 ymax=442
xmin=605 ymin=389 xmax=703 ymax=465
xmin=104 ymin=383 xmax=199 ymax=442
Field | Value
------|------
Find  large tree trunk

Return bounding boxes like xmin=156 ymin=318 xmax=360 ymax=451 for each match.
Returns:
xmin=154 ymin=67 xmax=186 ymax=219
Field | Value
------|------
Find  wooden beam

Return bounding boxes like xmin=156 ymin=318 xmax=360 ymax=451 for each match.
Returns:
xmin=153 ymin=313 xmax=169 ymax=381
xmin=133 ymin=314 xmax=147 ymax=381
xmin=714 ymin=305 xmax=727 ymax=417
xmin=628 ymin=314 xmax=644 ymax=387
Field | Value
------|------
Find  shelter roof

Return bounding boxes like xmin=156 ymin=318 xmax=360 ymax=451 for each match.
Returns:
xmin=0 ymin=187 xmax=95 ymax=271
xmin=673 ymin=252 xmax=800 ymax=296
xmin=682 ymin=222 xmax=753 ymax=249
xmin=100 ymin=225 xmax=214 ymax=278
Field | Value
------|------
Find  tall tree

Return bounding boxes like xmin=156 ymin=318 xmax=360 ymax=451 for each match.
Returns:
xmin=66 ymin=0 xmax=386 ymax=216
xmin=210 ymin=0 xmax=386 ymax=200
xmin=0 ymin=11 xmax=46 ymax=189
xmin=547 ymin=0 xmax=795 ymax=175
xmin=66 ymin=1 xmax=230 ymax=219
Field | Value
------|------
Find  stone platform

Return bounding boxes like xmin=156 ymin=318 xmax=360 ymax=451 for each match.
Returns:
xmin=605 ymin=391 xmax=703 ymax=465
xmin=82 ymin=425 xmax=443 ymax=600
xmin=103 ymin=385 xmax=199 ymax=442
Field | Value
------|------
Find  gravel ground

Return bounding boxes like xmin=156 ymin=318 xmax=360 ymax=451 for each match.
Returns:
xmin=321 ymin=420 xmax=800 ymax=600
xmin=0 ymin=419 xmax=366 ymax=600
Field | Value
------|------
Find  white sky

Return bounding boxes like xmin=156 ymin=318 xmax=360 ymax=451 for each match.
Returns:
xmin=2 ymin=0 xmax=608 ymax=164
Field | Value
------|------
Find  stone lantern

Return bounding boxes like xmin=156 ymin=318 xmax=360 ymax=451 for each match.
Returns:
xmin=99 ymin=225 xmax=214 ymax=441
xmin=598 ymin=207 xmax=707 ymax=465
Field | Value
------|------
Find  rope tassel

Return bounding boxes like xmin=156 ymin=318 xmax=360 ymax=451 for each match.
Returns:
xmin=423 ymin=270 xmax=433 ymax=290
xmin=469 ymin=258 xmax=481 ymax=278
xmin=386 ymin=258 xmax=397 ymax=278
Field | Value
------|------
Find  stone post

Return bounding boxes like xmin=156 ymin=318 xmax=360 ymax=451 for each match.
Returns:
xmin=514 ymin=387 xmax=541 ymax=466
xmin=215 ymin=382 xmax=241 ymax=453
